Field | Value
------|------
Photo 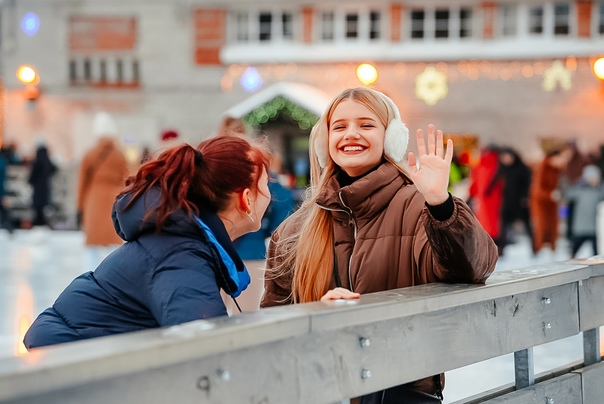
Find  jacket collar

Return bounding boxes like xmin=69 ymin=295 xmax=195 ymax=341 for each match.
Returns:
xmin=195 ymin=209 xmax=245 ymax=273
xmin=316 ymin=163 xmax=407 ymax=221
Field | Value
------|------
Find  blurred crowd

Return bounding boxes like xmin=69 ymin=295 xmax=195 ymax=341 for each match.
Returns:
xmin=456 ymin=140 xmax=604 ymax=258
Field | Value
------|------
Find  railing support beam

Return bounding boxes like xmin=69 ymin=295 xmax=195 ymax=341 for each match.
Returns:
xmin=514 ymin=348 xmax=534 ymax=389
xmin=583 ymin=327 xmax=601 ymax=366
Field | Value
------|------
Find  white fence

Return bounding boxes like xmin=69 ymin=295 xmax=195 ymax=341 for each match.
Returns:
xmin=1 ymin=259 xmax=604 ymax=403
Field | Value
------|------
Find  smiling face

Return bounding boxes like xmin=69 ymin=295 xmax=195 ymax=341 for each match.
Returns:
xmin=328 ymin=99 xmax=386 ymax=177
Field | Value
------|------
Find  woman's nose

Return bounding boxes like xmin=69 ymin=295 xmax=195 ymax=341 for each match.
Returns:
xmin=344 ymin=127 xmax=360 ymax=139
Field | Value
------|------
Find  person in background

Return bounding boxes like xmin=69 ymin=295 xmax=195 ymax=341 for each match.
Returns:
xmin=0 ymin=152 xmax=13 ymax=234
xmin=261 ymin=87 xmax=497 ymax=403
xmin=561 ymin=140 xmax=593 ymax=243
xmin=77 ymin=112 xmax=129 ymax=269
xmin=488 ymin=147 xmax=533 ymax=254
xmin=468 ymin=146 xmax=503 ymax=254
xmin=24 ymin=136 xmax=272 ymax=349
xmin=28 ymin=141 xmax=57 ymax=227
xmin=529 ymin=147 xmax=572 ymax=255
xmin=566 ymin=165 xmax=604 ymax=258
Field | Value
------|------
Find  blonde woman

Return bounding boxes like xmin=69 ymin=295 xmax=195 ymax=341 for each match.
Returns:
xmin=261 ymin=88 xmax=498 ymax=403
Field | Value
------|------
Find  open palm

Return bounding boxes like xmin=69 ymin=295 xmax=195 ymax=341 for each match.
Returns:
xmin=407 ymin=124 xmax=453 ymax=206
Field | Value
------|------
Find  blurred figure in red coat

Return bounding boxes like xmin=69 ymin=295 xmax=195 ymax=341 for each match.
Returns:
xmin=529 ymin=147 xmax=572 ymax=255
xmin=468 ymin=146 xmax=503 ymax=254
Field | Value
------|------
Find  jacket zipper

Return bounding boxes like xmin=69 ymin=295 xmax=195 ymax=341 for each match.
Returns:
xmin=316 ymin=194 xmax=357 ymax=292
xmin=338 ymin=192 xmax=357 ymax=292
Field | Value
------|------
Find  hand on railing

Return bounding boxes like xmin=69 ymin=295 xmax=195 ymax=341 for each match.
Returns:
xmin=320 ymin=287 xmax=360 ymax=301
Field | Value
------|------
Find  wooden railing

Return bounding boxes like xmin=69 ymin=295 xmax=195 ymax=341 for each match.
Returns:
xmin=1 ymin=259 xmax=604 ymax=404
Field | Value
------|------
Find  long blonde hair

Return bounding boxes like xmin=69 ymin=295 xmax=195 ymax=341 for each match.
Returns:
xmin=274 ymin=88 xmax=411 ymax=303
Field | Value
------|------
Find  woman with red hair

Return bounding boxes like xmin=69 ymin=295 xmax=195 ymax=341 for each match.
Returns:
xmin=24 ymin=136 xmax=272 ymax=349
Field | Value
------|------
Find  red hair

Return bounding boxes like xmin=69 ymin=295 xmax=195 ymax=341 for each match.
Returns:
xmin=120 ymin=136 xmax=271 ymax=230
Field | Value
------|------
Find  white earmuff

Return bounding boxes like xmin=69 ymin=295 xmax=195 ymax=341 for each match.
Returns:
xmin=377 ymin=92 xmax=409 ymax=163
xmin=313 ymin=124 xmax=329 ymax=169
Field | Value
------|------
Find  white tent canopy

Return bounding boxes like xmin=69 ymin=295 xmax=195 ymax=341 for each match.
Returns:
xmin=223 ymin=82 xmax=332 ymax=119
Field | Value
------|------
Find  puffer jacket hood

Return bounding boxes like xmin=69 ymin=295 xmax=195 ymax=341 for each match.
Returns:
xmin=112 ymin=187 xmax=246 ymax=277
xmin=112 ymin=187 xmax=201 ymax=242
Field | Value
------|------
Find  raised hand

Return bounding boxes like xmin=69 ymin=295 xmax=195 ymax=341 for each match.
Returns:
xmin=407 ymin=124 xmax=453 ymax=206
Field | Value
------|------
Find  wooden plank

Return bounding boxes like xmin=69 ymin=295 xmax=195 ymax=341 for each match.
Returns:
xmin=0 ymin=310 xmax=310 ymax=401
xmin=316 ymin=284 xmax=580 ymax=398
xmin=574 ymin=361 xmax=604 ymax=404
xmin=578 ymin=275 xmax=604 ymax=331
xmin=311 ymin=262 xmax=589 ymax=331
xmin=1 ymin=335 xmax=336 ymax=404
xmin=480 ymin=373 xmax=581 ymax=403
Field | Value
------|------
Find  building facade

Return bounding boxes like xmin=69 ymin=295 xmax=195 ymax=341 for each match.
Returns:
xmin=1 ymin=0 xmax=603 ymax=170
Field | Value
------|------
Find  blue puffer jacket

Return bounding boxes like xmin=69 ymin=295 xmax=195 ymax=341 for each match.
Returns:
xmin=24 ymin=188 xmax=247 ymax=349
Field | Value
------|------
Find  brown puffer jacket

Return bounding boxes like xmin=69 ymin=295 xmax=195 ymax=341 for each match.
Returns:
xmin=261 ymin=162 xmax=498 ymax=399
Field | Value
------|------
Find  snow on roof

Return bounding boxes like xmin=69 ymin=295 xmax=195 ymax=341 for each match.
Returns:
xmin=223 ymin=81 xmax=332 ymax=119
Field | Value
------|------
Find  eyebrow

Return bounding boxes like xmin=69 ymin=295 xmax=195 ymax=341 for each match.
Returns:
xmin=331 ymin=117 xmax=378 ymax=125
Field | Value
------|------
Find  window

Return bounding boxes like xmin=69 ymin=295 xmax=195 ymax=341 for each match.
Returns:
xmin=529 ymin=6 xmax=544 ymax=34
xmin=236 ymin=12 xmax=249 ymax=42
xmin=499 ymin=4 xmax=517 ymax=37
xmin=411 ymin=9 xmax=425 ymax=39
xmin=282 ymin=12 xmax=294 ymax=40
xmin=370 ymin=11 xmax=381 ymax=40
xmin=600 ymin=2 xmax=604 ymax=34
xmin=321 ymin=12 xmax=334 ymax=41
xmin=69 ymin=60 xmax=77 ymax=82
xmin=259 ymin=12 xmax=272 ymax=41
xmin=99 ymin=60 xmax=106 ymax=81
xmin=83 ymin=58 xmax=91 ymax=81
xmin=554 ymin=3 xmax=570 ymax=35
xmin=116 ymin=59 xmax=123 ymax=82
xmin=132 ymin=60 xmax=139 ymax=82
xmin=435 ymin=9 xmax=450 ymax=38
xmin=346 ymin=13 xmax=359 ymax=39
xmin=459 ymin=8 xmax=473 ymax=38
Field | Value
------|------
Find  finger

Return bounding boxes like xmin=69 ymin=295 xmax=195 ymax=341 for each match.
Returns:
xmin=444 ymin=139 xmax=454 ymax=164
xmin=407 ymin=152 xmax=417 ymax=172
xmin=436 ymin=131 xmax=444 ymax=159
xmin=416 ymin=129 xmax=426 ymax=156
xmin=427 ymin=126 xmax=435 ymax=155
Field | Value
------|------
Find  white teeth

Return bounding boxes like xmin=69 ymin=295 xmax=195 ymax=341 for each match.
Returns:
xmin=343 ymin=146 xmax=363 ymax=152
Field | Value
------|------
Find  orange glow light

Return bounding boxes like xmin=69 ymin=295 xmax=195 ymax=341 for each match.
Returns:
xmin=356 ymin=63 xmax=378 ymax=86
xmin=594 ymin=57 xmax=604 ymax=81
xmin=16 ymin=65 xmax=39 ymax=85
xmin=14 ymin=283 xmax=34 ymax=357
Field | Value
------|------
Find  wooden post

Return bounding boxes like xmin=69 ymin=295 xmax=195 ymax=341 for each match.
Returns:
xmin=514 ymin=348 xmax=534 ymax=389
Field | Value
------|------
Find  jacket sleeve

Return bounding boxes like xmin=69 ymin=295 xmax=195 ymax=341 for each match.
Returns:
xmin=149 ymin=248 xmax=228 ymax=326
xmin=413 ymin=195 xmax=498 ymax=284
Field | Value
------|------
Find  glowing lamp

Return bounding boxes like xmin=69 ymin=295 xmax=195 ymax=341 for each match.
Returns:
xmin=240 ymin=67 xmax=262 ymax=92
xmin=594 ymin=57 xmax=604 ymax=81
xmin=356 ymin=63 xmax=378 ymax=86
xmin=16 ymin=65 xmax=39 ymax=85
xmin=21 ymin=12 xmax=40 ymax=36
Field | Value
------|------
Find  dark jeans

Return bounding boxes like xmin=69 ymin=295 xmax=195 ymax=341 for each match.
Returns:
xmin=571 ymin=235 xmax=597 ymax=258
xmin=0 ymin=203 xmax=14 ymax=233
xmin=360 ymin=385 xmax=442 ymax=404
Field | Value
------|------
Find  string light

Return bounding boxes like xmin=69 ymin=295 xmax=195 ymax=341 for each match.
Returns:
xmin=243 ymin=96 xmax=319 ymax=130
